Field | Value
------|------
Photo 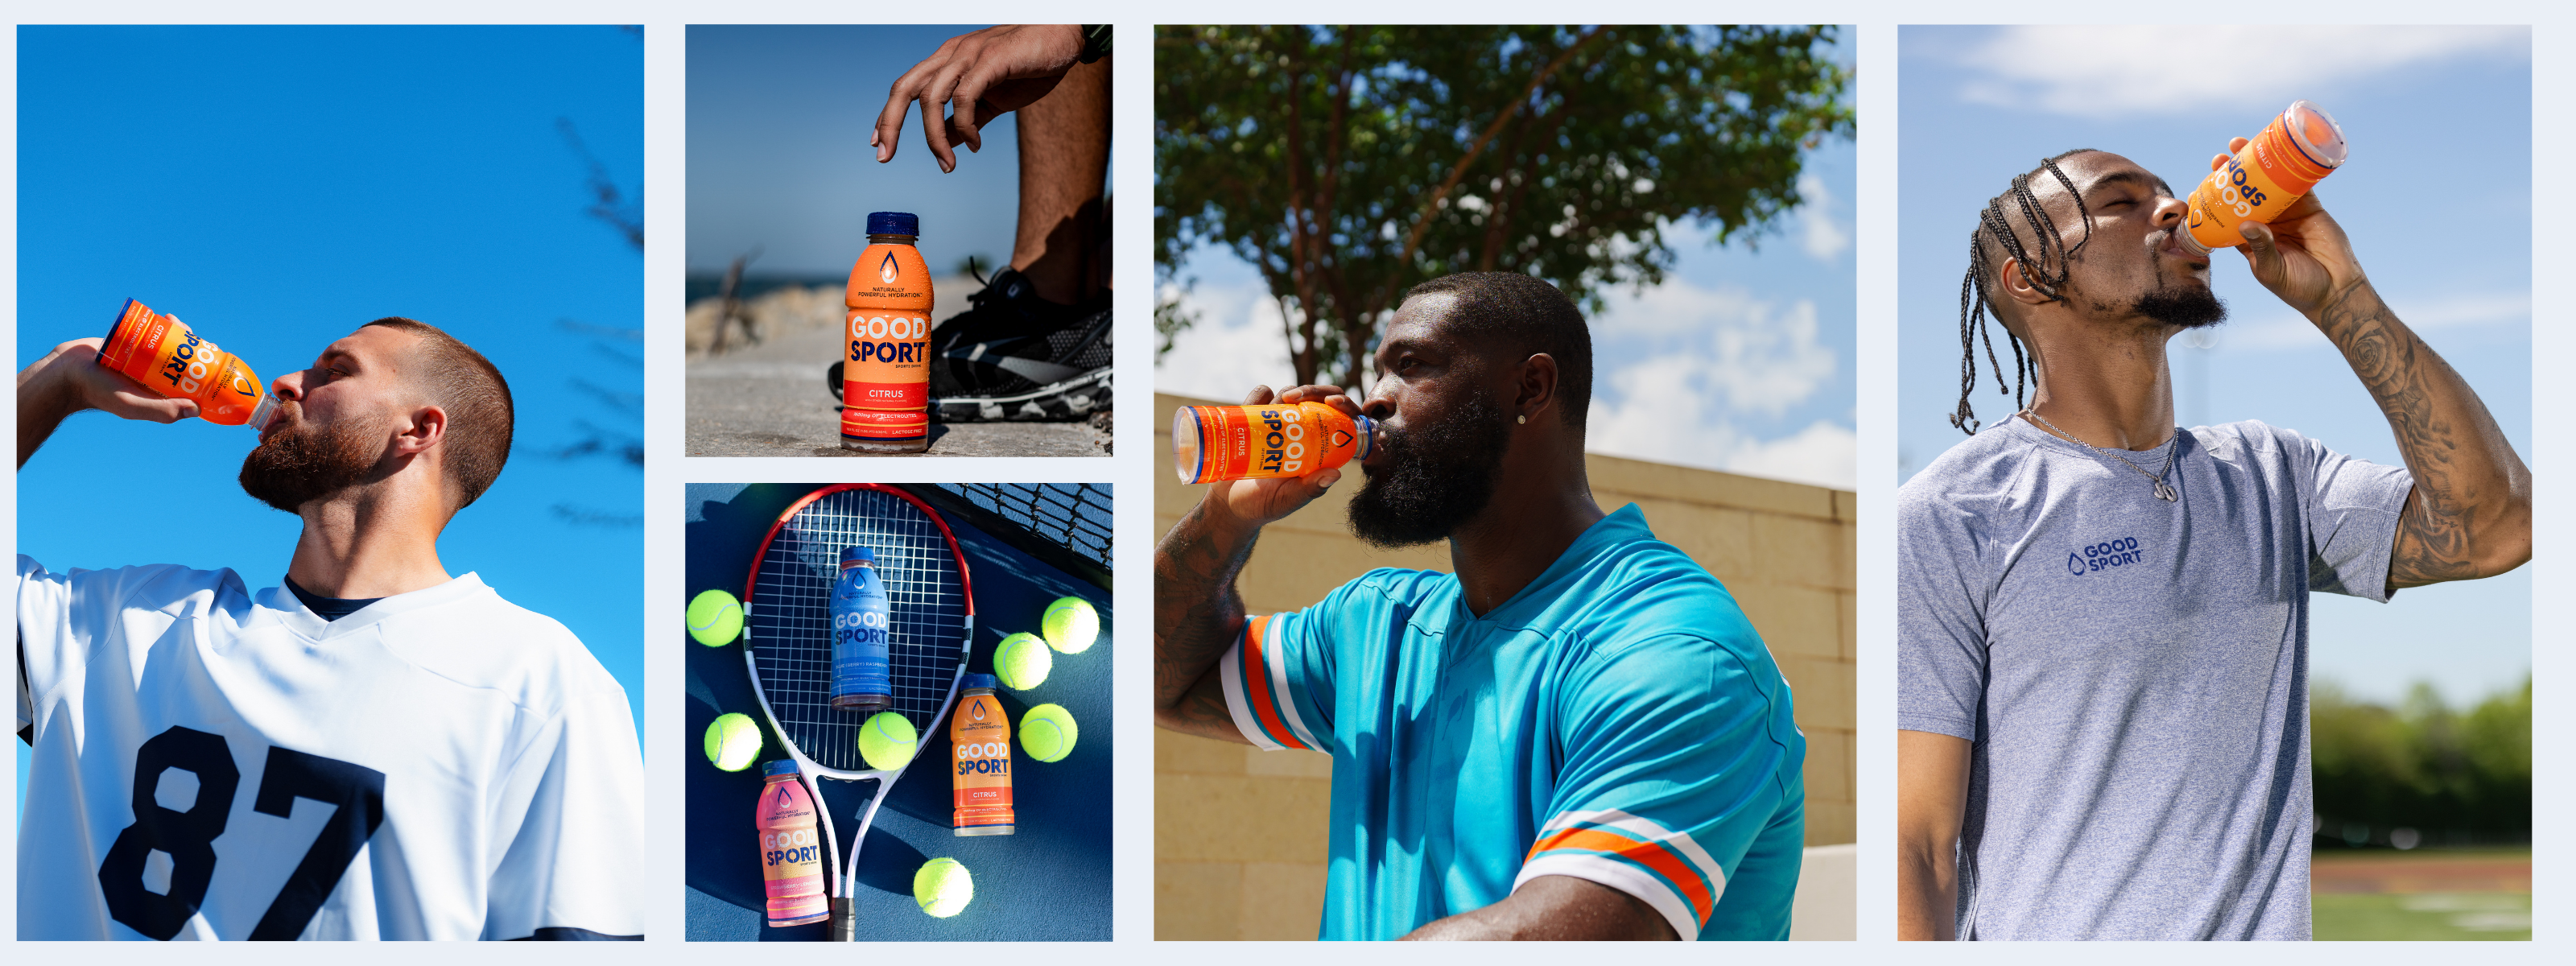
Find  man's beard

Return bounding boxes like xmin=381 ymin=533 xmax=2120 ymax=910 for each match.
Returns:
xmin=2130 ymin=233 xmax=2228 ymax=328
xmin=238 ymin=407 xmax=382 ymax=513
xmin=1344 ymin=388 xmax=1513 ymax=550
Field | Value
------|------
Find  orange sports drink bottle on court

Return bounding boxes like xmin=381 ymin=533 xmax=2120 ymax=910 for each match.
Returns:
xmin=842 ymin=211 xmax=934 ymax=452
xmin=95 ymin=299 xmax=279 ymax=429
xmin=1172 ymin=400 xmax=1377 ymax=484
xmin=2178 ymin=99 xmax=2348 ymax=257
xmin=756 ymin=761 xmax=829 ymax=927
xmin=952 ymin=674 xmax=1014 ymax=836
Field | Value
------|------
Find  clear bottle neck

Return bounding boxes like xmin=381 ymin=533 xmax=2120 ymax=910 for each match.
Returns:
xmin=867 ymin=233 xmax=917 ymax=245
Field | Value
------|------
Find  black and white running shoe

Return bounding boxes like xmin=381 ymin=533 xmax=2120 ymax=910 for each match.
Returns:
xmin=827 ymin=266 xmax=1110 ymax=422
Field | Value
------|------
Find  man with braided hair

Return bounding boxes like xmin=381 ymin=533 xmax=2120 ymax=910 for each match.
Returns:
xmin=1894 ymin=148 xmax=2528 ymax=939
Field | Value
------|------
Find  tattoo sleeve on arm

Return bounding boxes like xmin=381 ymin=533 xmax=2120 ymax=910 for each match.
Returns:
xmin=2314 ymin=284 xmax=2533 ymax=592
xmin=1154 ymin=501 xmax=1260 ymax=743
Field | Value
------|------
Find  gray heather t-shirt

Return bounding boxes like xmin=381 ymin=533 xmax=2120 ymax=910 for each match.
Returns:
xmin=1897 ymin=418 xmax=2412 ymax=940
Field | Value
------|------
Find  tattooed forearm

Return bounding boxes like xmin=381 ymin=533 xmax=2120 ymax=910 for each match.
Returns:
xmin=1154 ymin=500 xmax=1262 ymax=741
xmin=2314 ymin=283 xmax=2531 ymax=592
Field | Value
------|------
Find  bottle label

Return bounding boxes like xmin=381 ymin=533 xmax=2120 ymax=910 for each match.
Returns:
xmin=1183 ymin=403 xmax=1361 ymax=481
xmin=831 ymin=581 xmax=891 ymax=701
xmin=2183 ymin=109 xmax=2338 ymax=252
xmin=952 ymin=694 xmax=1015 ymax=829
xmin=96 ymin=299 xmax=270 ymax=426
xmin=843 ymin=242 xmax=933 ymax=441
xmin=756 ymin=778 xmax=828 ymax=925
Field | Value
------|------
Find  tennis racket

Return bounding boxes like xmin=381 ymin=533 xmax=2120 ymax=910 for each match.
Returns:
xmin=741 ymin=484 xmax=974 ymax=941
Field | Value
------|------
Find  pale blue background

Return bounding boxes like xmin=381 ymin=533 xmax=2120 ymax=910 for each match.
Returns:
xmin=1897 ymin=26 xmax=2532 ymax=705
xmin=17 ymin=26 xmax=643 ymax=807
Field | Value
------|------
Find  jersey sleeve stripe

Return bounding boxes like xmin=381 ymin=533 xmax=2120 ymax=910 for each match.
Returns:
xmin=1538 ymin=807 xmax=1728 ymax=891
xmin=1257 ymin=613 xmax=1324 ymax=749
xmin=1217 ymin=619 xmax=1288 ymax=751
xmin=1236 ymin=615 xmax=1313 ymax=750
xmin=1513 ymin=853 xmax=1701 ymax=942
xmin=1525 ymin=826 xmax=1717 ymax=931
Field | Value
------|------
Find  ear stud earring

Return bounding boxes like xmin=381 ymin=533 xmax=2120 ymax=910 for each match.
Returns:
xmin=1517 ymin=415 xmax=1526 ymax=424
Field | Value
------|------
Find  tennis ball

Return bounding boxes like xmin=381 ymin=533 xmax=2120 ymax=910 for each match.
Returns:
xmin=1041 ymin=596 xmax=1099 ymax=654
xmin=858 ymin=711 xmax=919 ymax=771
xmin=1019 ymin=704 xmax=1078 ymax=763
xmin=687 ymin=588 xmax=743 ymax=646
xmin=914 ymin=857 xmax=973 ymax=918
xmin=993 ymin=632 xmax=1052 ymax=691
xmin=704 ymin=712 xmax=761 ymax=771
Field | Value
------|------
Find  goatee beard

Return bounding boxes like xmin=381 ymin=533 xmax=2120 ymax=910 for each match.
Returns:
xmin=238 ymin=407 xmax=382 ymax=513
xmin=1344 ymin=389 xmax=1513 ymax=549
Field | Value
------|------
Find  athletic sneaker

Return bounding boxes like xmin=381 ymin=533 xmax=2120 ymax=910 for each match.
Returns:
xmin=828 ymin=266 xmax=1110 ymax=422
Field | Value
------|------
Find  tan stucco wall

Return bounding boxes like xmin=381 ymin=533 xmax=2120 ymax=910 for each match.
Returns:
xmin=1153 ymin=392 xmax=1856 ymax=939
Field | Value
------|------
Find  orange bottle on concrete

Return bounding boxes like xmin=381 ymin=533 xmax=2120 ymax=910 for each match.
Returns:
xmin=951 ymin=674 xmax=1015 ymax=836
xmin=1172 ymin=401 xmax=1377 ymax=484
xmin=95 ymin=299 xmax=279 ymax=429
xmin=841 ymin=211 xmax=934 ymax=452
xmin=756 ymin=761 xmax=829 ymax=927
xmin=2179 ymin=100 xmax=2348 ymax=256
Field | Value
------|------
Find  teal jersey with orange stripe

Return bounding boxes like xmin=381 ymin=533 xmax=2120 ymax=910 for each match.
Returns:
xmin=1219 ymin=504 xmax=1806 ymax=939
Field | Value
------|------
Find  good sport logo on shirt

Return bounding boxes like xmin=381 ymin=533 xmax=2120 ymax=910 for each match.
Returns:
xmin=2066 ymin=536 xmax=2147 ymax=576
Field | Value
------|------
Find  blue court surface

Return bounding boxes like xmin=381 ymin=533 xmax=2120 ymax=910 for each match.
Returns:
xmin=683 ymin=483 xmax=1113 ymax=941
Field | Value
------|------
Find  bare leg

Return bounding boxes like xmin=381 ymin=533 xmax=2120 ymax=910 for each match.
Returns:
xmin=1008 ymin=55 xmax=1108 ymax=305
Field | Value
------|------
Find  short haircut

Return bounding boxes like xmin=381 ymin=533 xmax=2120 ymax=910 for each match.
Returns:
xmin=361 ymin=317 xmax=514 ymax=512
xmin=1402 ymin=272 xmax=1593 ymax=431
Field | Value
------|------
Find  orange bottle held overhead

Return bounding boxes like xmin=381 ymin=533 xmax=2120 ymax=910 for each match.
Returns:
xmin=756 ymin=761 xmax=830 ymax=927
xmin=842 ymin=211 xmax=933 ymax=452
xmin=952 ymin=675 xmax=1014 ymax=836
xmin=1172 ymin=401 xmax=1377 ymax=484
xmin=2179 ymin=99 xmax=2348 ymax=257
xmin=95 ymin=299 xmax=278 ymax=429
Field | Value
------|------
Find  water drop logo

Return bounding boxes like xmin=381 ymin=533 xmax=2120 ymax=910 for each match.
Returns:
xmin=1331 ymin=430 xmax=1353 ymax=449
xmin=879 ymin=252 xmax=900 ymax=284
xmin=2066 ymin=552 xmax=2086 ymax=576
xmin=971 ymin=702 xmax=986 ymax=721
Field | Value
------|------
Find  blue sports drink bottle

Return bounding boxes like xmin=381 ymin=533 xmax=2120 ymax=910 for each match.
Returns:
xmin=830 ymin=546 xmax=893 ymax=712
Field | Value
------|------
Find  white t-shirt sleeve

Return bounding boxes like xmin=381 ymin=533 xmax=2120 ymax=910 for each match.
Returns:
xmin=479 ymin=657 xmax=648 ymax=940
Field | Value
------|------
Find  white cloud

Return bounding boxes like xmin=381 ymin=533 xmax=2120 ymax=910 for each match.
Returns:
xmin=1585 ymin=279 xmax=1852 ymax=489
xmin=1154 ymin=279 xmax=1304 ymax=401
xmin=2212 ymin=291 xmax=2531 ymax=353
xmin=1595 ymin=281 xmax=1835 ymax=415
xmin=1949 ymin=26 xmax=2527 ymax=117
xmin=1797 ymin=173 xmax=1851 ymax=262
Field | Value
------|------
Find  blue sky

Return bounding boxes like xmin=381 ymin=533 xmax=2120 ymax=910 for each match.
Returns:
xmin=1897 ymin=26 xmax=2532 ymax=705
xmin=17 ymin=26 xmax=643 ymax=802
xmin=1156 ymin=29 xmax=1858 ymax=491
xmin=691 ymin=24 xmax=1103 ymax=279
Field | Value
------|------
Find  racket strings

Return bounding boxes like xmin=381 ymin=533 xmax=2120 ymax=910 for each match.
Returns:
xmin=750 ymin=489 xmax=968 ymax=774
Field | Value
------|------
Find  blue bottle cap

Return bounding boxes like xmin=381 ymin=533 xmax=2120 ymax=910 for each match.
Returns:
xmin=866 ymin=211 xmax=919 ymax=237
xmin=762 ymin=759 xmax=798 ymax=778
xmin=841 ymin=546 xmax=874 ymax=565
xmin=963 ymin=673 xmax=1000 ymax=691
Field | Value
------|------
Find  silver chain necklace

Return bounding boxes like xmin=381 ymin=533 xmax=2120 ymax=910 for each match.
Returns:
xmin=2021 ymin=409 xmax=2180 ymax=502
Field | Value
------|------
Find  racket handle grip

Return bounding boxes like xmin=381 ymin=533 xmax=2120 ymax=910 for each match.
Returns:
xmin=830 ymin=897 xmax=857 ymax=942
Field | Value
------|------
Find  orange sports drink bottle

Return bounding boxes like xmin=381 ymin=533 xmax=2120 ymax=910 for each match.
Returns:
xmin=1172 ymin=401 xmax=1377 ymax=484
xmin=841 ymin=211 xmax=934 ymax=452
xmin=95 ymin=299 xmax=279 ymax=429
xmin=952 ymin=675 xmax=1014 ymax=836
xmin=2178 ymin=99 xmax=2348 ymax=257
xmin=756 ymin=761 xmax=829 ymax=927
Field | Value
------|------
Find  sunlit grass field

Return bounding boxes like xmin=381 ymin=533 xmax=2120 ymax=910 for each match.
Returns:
xmin=2313 ymin=848 xmax=2530 ymax=940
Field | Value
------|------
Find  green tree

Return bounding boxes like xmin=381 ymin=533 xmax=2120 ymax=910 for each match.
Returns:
xmin=1154 ymin=25 xmax=1852 ymax=389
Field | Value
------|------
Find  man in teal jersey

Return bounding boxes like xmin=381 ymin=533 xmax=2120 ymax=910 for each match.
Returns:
xmin=1154 ymin=272 xmax=1806 ymax=940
